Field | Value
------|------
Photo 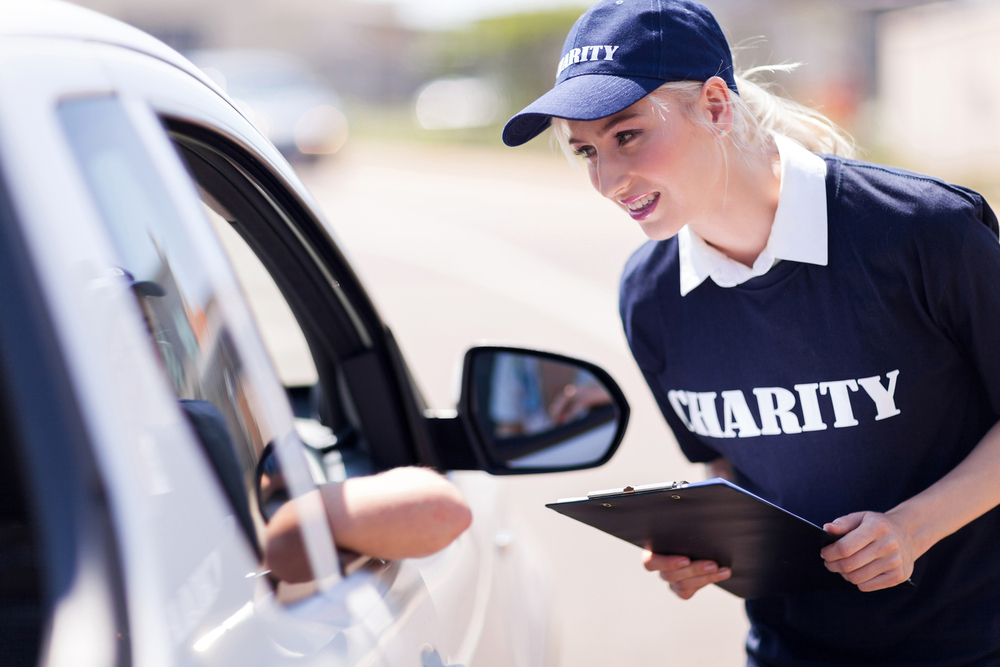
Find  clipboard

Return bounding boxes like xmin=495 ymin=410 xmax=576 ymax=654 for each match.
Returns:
xmin=546 ymin=478 xmax=850 ymax=599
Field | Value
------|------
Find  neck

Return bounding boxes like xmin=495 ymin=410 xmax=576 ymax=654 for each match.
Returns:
xmin=690 ymin=140 xmax=782 ymax=268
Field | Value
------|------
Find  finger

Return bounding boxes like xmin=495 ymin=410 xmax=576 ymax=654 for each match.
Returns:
xmin=833 ymin=552 xmax=906 ymax=587
xmin=643 ymin=552 xmax=690 ymax=572
xmin=824 ymin=534 xmax=899 ymax=574
xmin=856 ymin=568 xmax=912 ymax=592
xmin=657 ymin=559 xmax=721 ymax=583
xmin=821 ymin=514 xmax=890 ymax=562
xmin=549 ymin=397 xmax=571 ymax=423
xmin=667 ymin=568 xmax=732 ymax=599
xmin=822 ymin=512 xmax=866 ymax=537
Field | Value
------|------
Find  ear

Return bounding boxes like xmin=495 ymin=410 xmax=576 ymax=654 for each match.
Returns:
xmin=699 ymin=77 xmax=735 ymax=137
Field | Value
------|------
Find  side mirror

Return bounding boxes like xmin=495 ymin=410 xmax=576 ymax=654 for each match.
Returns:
xmin=449 ymin=346 xmax=629 ymax=474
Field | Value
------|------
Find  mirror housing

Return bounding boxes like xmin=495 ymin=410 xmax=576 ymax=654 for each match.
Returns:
xmin=427 ymin=346 xmax=629 ymax=475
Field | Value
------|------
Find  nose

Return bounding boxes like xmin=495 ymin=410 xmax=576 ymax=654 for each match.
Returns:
xmin=591 ymin=152 xmax=628 ymax=200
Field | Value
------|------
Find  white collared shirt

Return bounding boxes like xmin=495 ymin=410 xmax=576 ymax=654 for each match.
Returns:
xmin=677 ymin=134 xmax=829 ymax=296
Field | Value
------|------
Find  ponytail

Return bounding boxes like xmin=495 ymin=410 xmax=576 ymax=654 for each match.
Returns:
xmin=734 ymin=65 xmax=857 ymax=158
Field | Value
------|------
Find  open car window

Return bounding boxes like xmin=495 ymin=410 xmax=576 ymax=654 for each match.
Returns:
xmin=56 ymin=95 xmax=339 ymax=596
xmin=202 ymin=200 xmax=361 ymax=484
xmin=165 ymin=121 xmax=424 ymax=478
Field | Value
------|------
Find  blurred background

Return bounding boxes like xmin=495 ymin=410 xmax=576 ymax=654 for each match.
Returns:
xmin=62 ymin=0 xmax=1000 ymax=181
xmin=63 ymin=0 xmax=1000 ymax=663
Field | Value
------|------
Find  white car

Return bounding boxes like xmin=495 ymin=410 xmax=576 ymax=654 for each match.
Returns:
xmin=0 ymin=3 xmax=629 ymax=667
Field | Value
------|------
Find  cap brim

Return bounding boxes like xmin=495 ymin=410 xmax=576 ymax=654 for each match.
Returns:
xmin=502 ymin=74 xmax=664 ymax=147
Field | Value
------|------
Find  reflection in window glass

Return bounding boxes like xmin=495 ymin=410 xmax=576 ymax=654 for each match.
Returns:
xmin=58 ymin=96 xmax=282 ymax=559
xmin=202 ymin=202 xmax=318 ymax=388
xmin=200 ymin=200 xmax=354 ymax=486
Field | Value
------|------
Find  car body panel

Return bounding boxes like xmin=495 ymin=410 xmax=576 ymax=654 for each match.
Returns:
xmin=0 ymin=4 xmax=581 ymax=667
xmin=0 ymin=36 xmax=393 ymax=667
xmin=0 ymin=1 xmax=227 ymax=111
xmin=0 ymin=26 xmax=490 ymax=667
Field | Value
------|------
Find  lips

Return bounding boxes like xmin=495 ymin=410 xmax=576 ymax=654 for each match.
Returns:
xmin=620 ymin=192 xmax=660 ymax=221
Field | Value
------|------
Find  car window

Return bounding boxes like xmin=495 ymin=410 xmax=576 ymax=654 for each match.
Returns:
xmin=167 ymin=127 xmax=398 ymax=480
xmin=56 ymin=95 xmax=323 ymax=577
xmin=205 ymin=201 xmax=318 ymax=389
xmin=202 ymin=201 xmax=354 ymax=484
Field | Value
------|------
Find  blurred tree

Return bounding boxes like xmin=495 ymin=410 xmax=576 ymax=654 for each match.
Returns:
xmin=429 ymin=7 xmax=587 ymax=113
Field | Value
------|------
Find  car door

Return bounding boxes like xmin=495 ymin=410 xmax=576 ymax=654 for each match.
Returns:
xmin=94 ymin=44 xmax=505 ymax=667
xmin=87 ymin=34 xmax=505 ymax=667
xmin=0 ymin=34 xmax=431 ymax=667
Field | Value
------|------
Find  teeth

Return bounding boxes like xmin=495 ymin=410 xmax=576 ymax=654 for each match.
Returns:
xmin=626 ymin=193 xmax=657 ymax=211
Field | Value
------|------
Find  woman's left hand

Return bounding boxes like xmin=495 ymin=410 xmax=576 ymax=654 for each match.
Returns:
xmin=820 ymin=511 xmax=915 ymax=592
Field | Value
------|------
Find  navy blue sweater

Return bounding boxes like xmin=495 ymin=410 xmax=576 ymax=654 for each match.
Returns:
xmin=620 ymin=155 xmax=1000 ymax=666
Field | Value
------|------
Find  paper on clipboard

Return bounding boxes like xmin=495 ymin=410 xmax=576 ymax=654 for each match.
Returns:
xmin=547 ymin=478 xmax=850 ymax=599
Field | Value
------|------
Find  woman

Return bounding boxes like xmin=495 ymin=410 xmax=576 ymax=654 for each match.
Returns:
xmin=503 ymin=1 xmax=1000 ymax=665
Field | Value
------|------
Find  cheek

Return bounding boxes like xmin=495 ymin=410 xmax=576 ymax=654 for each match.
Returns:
xmin=587 ymin=165 xmax=601 ymax=193
xmin=619 ymin=136 xmax=671 ymax=183
xmin=674 ymin=134 xmax=718 ymax=182
xmin=639 ymin=126 xmax=708 ymax=188
xmin=635 ymin=153 xmax=669 ymax=183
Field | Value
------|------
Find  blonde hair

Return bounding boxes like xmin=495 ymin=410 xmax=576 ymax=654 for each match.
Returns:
xmin=551 ymin=64 xmax=857 ymax=161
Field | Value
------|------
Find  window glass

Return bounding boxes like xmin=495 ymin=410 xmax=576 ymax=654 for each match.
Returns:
xmin=166 ymin=128 xmax=378 ymax=486
xmin=198 ymin=197 xmax=360 ymax=486
xmin=57 ymin=96 xmax=297 ymax=565
xmin=203 ymin=203 xmax=318 ymax=388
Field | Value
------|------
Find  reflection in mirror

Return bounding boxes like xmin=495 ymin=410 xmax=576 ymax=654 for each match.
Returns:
xmin=472 ymin=351 xmax=620 ymax=469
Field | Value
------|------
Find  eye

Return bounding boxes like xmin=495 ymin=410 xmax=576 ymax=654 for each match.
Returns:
xmin=572 ymin=145 xmax=595 ymax=159
xmin=615 ymin=129 xmax=640 ymax=146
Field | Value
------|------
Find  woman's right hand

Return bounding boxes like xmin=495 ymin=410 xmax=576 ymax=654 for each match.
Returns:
xmin=642 ymin=551 xmax=731 ymax=599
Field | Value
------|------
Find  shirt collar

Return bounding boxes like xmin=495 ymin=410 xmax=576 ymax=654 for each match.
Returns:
xmin=678 ymin=134 xmax=828 ymax=296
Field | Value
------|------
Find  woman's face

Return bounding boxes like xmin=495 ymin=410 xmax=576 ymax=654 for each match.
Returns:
xmin=564 ymin=97 xmax=722 ymax=240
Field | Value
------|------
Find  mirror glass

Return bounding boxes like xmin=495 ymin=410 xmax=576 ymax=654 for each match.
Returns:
xmin=470 ymin=351 xmax=621 ymax=469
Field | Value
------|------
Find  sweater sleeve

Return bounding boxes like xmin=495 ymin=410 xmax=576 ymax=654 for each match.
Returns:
xmin=930 ymin=195 xmax=1000 ymax=415
xmin=640 ymin=369 xmax=721 ymax=463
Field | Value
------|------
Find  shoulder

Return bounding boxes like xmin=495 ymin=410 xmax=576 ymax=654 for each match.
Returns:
xmin=619 ymin=239 xmax=678 ymax=373
xmin=821 ymin=157 xmax=1000 ymax=316
xmin=821 ymin=155 xmax=998 ymax=239
xmin=619 ymin=238 xmax=677 ymax=313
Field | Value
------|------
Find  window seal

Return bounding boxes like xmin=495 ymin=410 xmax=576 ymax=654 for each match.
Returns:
xmin=164 ymin=119 xmax=437 ymax=470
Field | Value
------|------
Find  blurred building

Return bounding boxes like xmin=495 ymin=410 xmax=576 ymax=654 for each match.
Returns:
xmin=68 ymin=0 xmax=967 ymax=144
xmin=426 ymin=0 xmax=944 ymax=138
xmin=66 ymin=0 xmax=429 ymax=102
xmin=707 ymin=0 xmax=942 ymax=132
xmin=878 ymin=0 xmax=1000 ymax=177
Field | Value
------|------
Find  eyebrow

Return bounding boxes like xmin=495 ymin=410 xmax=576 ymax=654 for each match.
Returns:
xmin=567 ymin=110 xmax=643 ymax=145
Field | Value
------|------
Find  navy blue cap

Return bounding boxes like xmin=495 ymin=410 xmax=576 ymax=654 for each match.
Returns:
xmin=502 ymin=0 xmax=737 ymax=147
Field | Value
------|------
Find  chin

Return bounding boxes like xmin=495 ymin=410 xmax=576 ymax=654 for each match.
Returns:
xmin=638 ymin=219 xmax=681 ymax=242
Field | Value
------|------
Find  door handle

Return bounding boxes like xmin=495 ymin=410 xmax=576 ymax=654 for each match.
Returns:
xmin=420 ymin=645 xmax=464 ymax=667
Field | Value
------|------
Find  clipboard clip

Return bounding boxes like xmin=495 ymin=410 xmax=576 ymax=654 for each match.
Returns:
xmin=586 ymin=480 xmax=689 ymax=499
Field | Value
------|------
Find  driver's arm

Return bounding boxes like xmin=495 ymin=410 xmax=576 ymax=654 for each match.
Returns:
xmin=265 ymin=467 xmax=472 ymax=582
